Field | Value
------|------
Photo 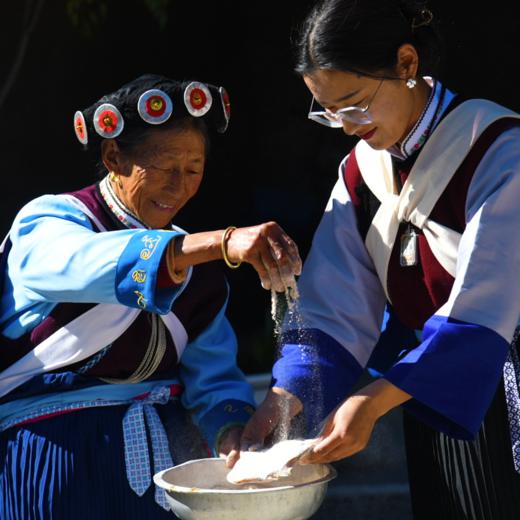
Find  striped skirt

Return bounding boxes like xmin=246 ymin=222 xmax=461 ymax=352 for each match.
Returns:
xmin=404 ymin=371 xmax=520 ymax=519
xmin=0 ymin=402 xmax=208 ymax=520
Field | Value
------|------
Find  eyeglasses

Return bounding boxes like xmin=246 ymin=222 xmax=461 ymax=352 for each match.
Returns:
xmin=308 ymin=79 xmax=385 ymax=127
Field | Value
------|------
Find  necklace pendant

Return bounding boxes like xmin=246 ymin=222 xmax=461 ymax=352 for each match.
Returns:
xmin=400 ymin=226 xmax=418 ymax=267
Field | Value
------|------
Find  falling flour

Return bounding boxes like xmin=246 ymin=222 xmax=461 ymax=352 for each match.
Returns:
xmin=269 ymin=276 xmax=325 ymax=440
xmin=270 ymin=277 xmax=301 ymax=337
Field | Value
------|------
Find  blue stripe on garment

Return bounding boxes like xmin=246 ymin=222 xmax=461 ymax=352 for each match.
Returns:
xmin=271 ymin=328 xmax=363 ymax=436
xmin=385 ymin=315 xmax=510 ymax=439
xmin=0 ymin=406 xmax=174 ymax=520
xmin=115 ymin=230 xmax=180 ymax=314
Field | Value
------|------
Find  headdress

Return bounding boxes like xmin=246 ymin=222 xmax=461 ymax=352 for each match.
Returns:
xmin=73 ymin=75 xmax=231 ymax=146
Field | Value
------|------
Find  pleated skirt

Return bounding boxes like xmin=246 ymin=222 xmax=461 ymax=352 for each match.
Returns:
xmin=0 ymin=402 xmax=207 ymax=520
xmin=404 ymin=378 xmax=520 ymax=520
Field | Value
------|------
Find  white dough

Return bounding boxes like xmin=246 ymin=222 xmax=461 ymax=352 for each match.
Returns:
xmin=227 ymin=439 xmax=319 ymax=484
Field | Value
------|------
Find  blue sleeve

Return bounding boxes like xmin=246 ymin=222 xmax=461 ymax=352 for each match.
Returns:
xmin=385 ymin=315 xmax=509 ymax=439
xmin=4 ymin=195 xmax=185 ymax=319
xmin=272 ymin=328 xmax=363 ymax=436
xmin=178 ymin=300 xmax=255 ymax=453
xmin=367 ymin=305 xmax=419 ymax=378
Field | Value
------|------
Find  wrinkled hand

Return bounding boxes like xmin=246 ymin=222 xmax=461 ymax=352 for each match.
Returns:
xmin=300 ymin=395 xmax=378 ymax=465
xmin=225 ymin=222 xmax=302 ymax=292
xmin=228 ymin=388 xmax=303 ymax=469
xmin=218 ymin=426 xmax=243 ymax=468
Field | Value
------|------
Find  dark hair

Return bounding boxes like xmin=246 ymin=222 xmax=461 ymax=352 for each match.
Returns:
xmin=114 ymin=116 xmax=209 ymax=156
xmin=294 ymin=0 xmax=442 ymax=78
xmin=79 ymin=74 xmax=227 ymax=174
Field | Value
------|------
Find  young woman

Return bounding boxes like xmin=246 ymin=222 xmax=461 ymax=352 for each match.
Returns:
xmin=240 ymin=1 xmax=520 ymax=518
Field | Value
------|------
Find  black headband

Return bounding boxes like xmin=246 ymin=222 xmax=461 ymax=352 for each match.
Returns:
xmin=74 ymin=78 xmax=231 ymax=146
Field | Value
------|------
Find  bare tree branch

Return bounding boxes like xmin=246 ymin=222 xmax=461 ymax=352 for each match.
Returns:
xmin=0 ymin=0 xmax=46 ymax=113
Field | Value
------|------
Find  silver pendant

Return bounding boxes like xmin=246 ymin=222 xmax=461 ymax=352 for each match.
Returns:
xmin=400 ymin=227 xmax=418 ymax=267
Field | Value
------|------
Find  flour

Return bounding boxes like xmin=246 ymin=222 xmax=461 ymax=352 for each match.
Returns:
xmin=269 ymin=276 xmax=325 ymax=440
xmin=270 ymin=276 xmax=300 ymax=336
xmin=226 ymin=438 xmax=318 ymax=485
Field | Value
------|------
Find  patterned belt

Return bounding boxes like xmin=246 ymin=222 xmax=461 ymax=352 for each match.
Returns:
xmin=4 ymin=384 xmax=180 ymax=511
xmin=123 ymin=385 xmax=174 ymax=510
xmin=503 ymin=329 xmax=520 ymax=473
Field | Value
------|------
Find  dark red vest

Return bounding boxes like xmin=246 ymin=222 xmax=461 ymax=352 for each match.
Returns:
xmin=0 ymin=183 xmax=228 ymax=379
xmin=344 ymin=118 xmax=520 ymax=330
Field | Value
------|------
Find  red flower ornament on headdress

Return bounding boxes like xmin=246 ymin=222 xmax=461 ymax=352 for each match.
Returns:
xmin=219 ymin=86 xmax=231 ymax=132
xmin=93 ymin=103 xmax=124 ymax=138
xmin=74 ymin=110 xmax=88 ymax=145
xmin=184 ymin=82 xmax=212 ymax=117
xmin=137 ymin=89 xmax=173 ymax=125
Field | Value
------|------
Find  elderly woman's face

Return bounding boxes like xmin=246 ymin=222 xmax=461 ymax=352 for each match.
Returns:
xmin=115 ymin=127 xmax=206 ymax=228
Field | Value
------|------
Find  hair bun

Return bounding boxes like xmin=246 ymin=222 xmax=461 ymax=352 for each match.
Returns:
xmin=397 ymin=1 xmax=433 ymax=30
xmin=411 ymin=7 xmax=433 ymax=30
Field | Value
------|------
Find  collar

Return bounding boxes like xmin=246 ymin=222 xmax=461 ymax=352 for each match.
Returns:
xmin=388 ymin=78 xmax=456 ymax=160
xmin=99 ymin=175 xmax=149 ymax=229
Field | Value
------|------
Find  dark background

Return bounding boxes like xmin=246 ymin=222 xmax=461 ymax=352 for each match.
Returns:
xmin=1 ymin=0 xmax=519 ymax=374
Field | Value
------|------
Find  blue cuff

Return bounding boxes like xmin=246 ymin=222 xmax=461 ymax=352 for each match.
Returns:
xmin=198 ymin=399 xmax=255 ymax=454
xmin=115 ymin=230 xmax=182 ymax=314
xmin=385 ymin=315 xmax=509 ymax=439
xmin=272 ymin=328 xmax=363 ymax=435
xmin=367 ymin=305 xmax=418 ymax=378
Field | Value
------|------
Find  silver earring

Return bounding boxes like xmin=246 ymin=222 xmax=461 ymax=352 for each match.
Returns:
xmin=406 ymin=78 xmax=417 ymax=89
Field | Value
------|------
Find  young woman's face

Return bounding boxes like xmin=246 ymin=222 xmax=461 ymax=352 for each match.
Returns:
xmin=303 ymin=68 xmax=427 ymax=150
xmin=113 ymin=126 xmax=206 ymax=229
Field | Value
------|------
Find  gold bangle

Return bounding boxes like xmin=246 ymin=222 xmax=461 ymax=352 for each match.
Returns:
xmin=221 ymin=226 xmax=242 ymax=269
xmin=166 ymin=237 xmax=188 ymax=284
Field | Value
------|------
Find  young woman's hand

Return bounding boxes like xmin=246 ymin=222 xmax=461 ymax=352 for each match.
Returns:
xmin=301 ymin=379 xmax=411 ymax=464
xmin=300 ymin=395 xmax=378 ymax=464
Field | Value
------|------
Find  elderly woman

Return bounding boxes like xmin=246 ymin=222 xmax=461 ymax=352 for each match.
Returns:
xmin=0 ymin=74 xmax=301 ymax=519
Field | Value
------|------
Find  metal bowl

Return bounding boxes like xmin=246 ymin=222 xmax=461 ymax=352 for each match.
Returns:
xmin=153 ymin=457 xmax=336 ymax=520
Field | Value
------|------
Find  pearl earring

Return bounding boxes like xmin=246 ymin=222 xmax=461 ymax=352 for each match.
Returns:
xmin=406 ymin=78 xmax=417 ymax=89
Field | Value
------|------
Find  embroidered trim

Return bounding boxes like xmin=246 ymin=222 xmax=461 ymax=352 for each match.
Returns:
xmin=99 ymin=176 xmax=149 ymax=229
xmin=97 ymin=175 xmax=174 ymax=381
xmin=400 ymin=84 xmax=436 ymax=155
xmin=504 ymin=328 xmax=520 ymax=473
xmin=140 ymin=235 xmax=162 ymax=260
xmin=132 ymin=269 xmax=147 ymax=283
xmin=390 ymin=78 xmax=454 ymax=160
xmin=76 ymin=344 xmax=113 ymax=374
xmin=1 ymin=383 xmax=184 ymax=432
